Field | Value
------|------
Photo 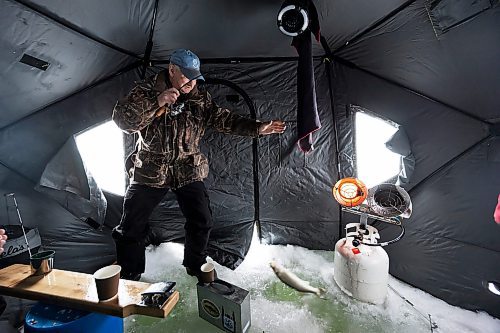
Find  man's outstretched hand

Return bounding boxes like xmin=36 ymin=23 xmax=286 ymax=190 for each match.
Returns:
xmin=259 ymin=120 xmax=286 ymax=135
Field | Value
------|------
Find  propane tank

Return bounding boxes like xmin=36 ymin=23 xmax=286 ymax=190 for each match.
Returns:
xmin=333 ymin=223 xmax=389 ymax=304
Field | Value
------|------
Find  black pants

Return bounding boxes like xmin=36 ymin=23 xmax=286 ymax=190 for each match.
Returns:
xmin=112 ymin=181 xmax=213 ymax=274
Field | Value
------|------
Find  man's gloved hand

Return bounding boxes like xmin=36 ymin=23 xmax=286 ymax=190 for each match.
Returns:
xmin=259 ymin=120 xmax=287 ymax=135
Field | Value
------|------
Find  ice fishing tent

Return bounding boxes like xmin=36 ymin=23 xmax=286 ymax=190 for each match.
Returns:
xmin=0 ymin=0 xmax=498 ymax=320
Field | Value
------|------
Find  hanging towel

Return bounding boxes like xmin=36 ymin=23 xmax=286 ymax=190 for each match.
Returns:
xmin=292 ymin=0 xmax=321 ymax=153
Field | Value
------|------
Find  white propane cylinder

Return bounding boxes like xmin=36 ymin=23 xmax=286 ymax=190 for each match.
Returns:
xmin=333 ymin=237 xmax=389 ymax=304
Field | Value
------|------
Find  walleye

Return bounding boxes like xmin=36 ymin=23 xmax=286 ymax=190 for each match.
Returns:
xmin=270 ymin=261 xmax=326 ymax=298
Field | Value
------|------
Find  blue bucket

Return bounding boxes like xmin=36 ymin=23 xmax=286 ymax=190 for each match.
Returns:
xmin=25 ymin=302 xmax=123 ymax=333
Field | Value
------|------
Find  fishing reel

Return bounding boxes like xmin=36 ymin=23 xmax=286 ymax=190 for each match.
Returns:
xmin=140 ymin=281 xmax=176 ymax=308
xmin=332 ymin=178 xmax=412 ymax=247
xmin=170 ymin=102 xmax=185 ymax=116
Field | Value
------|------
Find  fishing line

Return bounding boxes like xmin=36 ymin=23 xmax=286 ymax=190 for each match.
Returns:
xmin=388 ymin=284 xmax=438 ymax=333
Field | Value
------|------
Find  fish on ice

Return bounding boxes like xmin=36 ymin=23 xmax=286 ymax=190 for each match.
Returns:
xmin=270 ymin=261 xmax=326 ymax=298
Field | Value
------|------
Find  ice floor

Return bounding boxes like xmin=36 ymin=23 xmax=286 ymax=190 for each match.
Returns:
xmin=125 ymin=234 xmax=500 ymax=333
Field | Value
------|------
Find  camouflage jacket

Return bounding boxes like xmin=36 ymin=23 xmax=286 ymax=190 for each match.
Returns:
xmin=113 ymin=70 xmax=261 ymax=189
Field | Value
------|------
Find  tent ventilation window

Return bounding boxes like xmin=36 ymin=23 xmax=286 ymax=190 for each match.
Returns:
xmin=426 ymin=0 xmax=497 ymax=36
xmin=75 ymin=121 xmax=126 ymax=196
xmin=19 ymin=54 xmax=50 ymax=71
xmin=354 ymin=109 xmax=401 ymax=189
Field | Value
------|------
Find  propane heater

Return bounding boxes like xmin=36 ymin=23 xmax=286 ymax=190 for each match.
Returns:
xmin=332 ymin=178 xmax=412 ymax=304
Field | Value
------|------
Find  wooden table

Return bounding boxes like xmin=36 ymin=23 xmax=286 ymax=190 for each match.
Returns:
xmin=0 ymin=264 xmax=179 ymax=318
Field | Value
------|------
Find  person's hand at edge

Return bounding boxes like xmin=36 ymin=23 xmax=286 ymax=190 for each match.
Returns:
xmin=0 ymin=229 xmax=7 ymax=255
xmin=494 ymin=194 xmax=500 ymax=224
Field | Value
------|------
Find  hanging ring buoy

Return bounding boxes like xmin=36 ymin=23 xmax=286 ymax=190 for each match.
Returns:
xmin=332 ymin=178 xmax=368 ymax=207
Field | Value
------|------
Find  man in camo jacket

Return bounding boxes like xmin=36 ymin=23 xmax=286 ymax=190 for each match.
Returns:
xmin=112 ymin=49 xmax=286 ymax=281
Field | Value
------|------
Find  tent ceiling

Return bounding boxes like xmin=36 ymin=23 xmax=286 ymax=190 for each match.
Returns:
xmin=338 ymin=1 xmax=500 ymax=122
xmin=0 ymin=0 xmax=138 ymax=129
xmin=20 ymin=0 xmax=154 ymax=56
xmin=0 ymin=0 xmax=499 ymax=128
xmin=152 ymin=0 xmax=409 ymax=59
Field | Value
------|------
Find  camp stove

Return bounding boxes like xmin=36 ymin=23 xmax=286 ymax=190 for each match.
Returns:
xmin=332 ymin=179 xmax=411 ymax=304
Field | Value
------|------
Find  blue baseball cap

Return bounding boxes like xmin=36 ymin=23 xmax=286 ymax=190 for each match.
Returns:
xmin=169 ymin=49 xmax=205 ymax=82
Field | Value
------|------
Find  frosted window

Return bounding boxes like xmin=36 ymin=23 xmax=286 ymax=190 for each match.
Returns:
xmin=75 ymin=121 xmax=125 ymax=196
xmin=355 ymin=112 xmax=400 ymax=189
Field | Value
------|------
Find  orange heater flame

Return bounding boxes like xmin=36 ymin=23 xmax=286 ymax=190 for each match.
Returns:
xmin=332 ymin=178 xmax=367 ymax=207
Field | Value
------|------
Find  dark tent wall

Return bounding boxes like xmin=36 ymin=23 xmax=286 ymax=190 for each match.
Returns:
xmin=202 ymin=61 xmax=339 ymax=250
xmin=256 ymin=61 xmax=340 ymax=248
xmin=329 ymin=1 xmax=500 ymax=315
xmin=332 ymin=62 xmax=489 ymax=187
xmin=0 ymin=164 xmax=115 ymax=274
xmin=393 ymin=137 xmax=500 ymax=316
xmin=0 ymin=71 xmax=138 ymax=183
xmin=139 ymin=61 xmax=339 ymax=265
xmin=0 ymin=0 xmax=498 ymax=321
xmin=0 ymin=69 xmax=139 ymax=273
xmin=331 ymin=61 xmax=499 ymax=316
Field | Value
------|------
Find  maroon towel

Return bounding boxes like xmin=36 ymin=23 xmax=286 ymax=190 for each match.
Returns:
xmin=292 ymin=0 xmax=321 ymax=153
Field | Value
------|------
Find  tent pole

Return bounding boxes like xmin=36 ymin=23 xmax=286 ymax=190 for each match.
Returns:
xmin=326 ymin=61 xmax=344 ymax=240
xmin=0 ymin=160 xmax=38 ymax=186
xmin=152 ymin=57 xmax=302 ymax=65
xmin=141 ymin=0 xmax=160 ymax=78
xmin=332 ymin=0 xmax=417 ymax=55
xmin=203 ymin=78 xmax=262 ymax=240
xmin=12 ymin=0 xmax=141 ymax=59
xmin=320 ymin=36 xmax=344 ymax=240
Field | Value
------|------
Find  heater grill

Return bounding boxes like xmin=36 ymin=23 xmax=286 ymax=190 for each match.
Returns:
xmin=367 ymin=184 xmax=411 ymax=218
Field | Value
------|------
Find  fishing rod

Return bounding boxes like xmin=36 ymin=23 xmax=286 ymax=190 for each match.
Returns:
xmin=4 ymin=193 xmax=33 ymax=258
xmin=179 ymin=74 xmax=203 ymax=90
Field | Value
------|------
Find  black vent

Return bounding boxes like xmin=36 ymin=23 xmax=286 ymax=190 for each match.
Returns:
xmin=19 ymin=54 xmax=50 ymax=71
xmin=427 ymin=0 xmax=496 ymax=36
